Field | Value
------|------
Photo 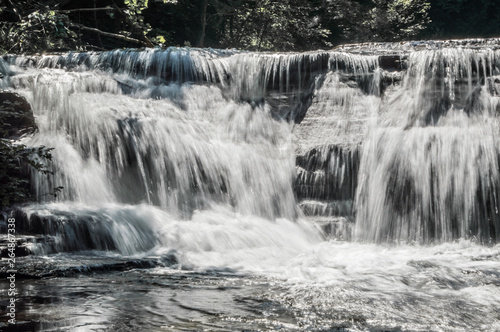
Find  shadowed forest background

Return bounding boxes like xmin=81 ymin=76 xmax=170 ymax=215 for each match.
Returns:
xmin=1 ymin=0 xmax=500 ymax=54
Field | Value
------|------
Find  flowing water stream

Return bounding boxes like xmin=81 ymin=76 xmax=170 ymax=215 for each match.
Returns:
xmin=1 ymin=42 xmax=500 ymax=331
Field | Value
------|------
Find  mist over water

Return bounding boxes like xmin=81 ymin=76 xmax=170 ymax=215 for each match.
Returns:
xmin=1 ymin=44 xmax=500 ymax=331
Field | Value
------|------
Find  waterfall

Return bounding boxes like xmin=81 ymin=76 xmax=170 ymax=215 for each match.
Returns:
xmin=355 ymin=48 xmax=500 ymax=243
xmin=2 ymin=43 xmax=500 ymax=249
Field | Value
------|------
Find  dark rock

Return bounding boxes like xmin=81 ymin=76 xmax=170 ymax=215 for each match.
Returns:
xmin=0 ymin=257 xmax=163 ymax=279
xmin=0 ymin=244 xmax=32 ymax=258
xmin=0 ymin=90 xmax=37 ymax=138
xmin=299 ymin=200 xmax=353 ymax=217
xmin=378 ymin=55 xmax=407 ymax=71
xmin=295 ymin=145 xmax=360 ymax=202
xmin=0 ymin=321 xmax=39 ymax=331
xmin=314 ymin=217 xmax=354 ymax=240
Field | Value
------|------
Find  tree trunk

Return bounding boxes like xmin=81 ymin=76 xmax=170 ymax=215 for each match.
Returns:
xmin=198 ymin=0 xmax=209 ymax=47
xmin=257 ymin=22 xmax=269 ymax=51
xmin=93 ymin=0 xmax=103 ymax=48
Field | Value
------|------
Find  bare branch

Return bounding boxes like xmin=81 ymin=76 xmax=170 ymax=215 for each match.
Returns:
xmin=55 ymin=7 xmax=115 ymax=13
xmin=68 ymin=23 xmax=148 ymax=46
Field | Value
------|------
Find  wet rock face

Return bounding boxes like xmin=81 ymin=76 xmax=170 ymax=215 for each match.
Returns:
xmin=295 ymin=146 xmax=359 ymax=202
xmin=0 ymin=90 xmax=37 ymax=138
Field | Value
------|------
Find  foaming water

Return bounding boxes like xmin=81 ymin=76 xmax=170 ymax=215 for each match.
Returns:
xmin=271 ymin=239 xmax=500 ymax=331
xmin=11 ymin=208 xmax=500 ymax=331
xmin=14 ymin=68 xmax=298 ymax=219
xmin=355 ymin=48 xmax=500 ymax=243
xmin=20 ymin=202 xmax=321 ymax=267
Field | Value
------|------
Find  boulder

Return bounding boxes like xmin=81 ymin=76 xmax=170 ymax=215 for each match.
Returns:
xmin=0 ymin=90 xmax=37 ymax=138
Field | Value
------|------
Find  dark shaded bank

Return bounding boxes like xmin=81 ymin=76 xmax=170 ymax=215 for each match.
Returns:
xmin=0 ymin=91 xmax=38 ymax=208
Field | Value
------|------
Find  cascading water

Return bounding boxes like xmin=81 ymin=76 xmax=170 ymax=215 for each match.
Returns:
xmin=355 ymin=48 xmax=500 ymax=243
xmin=1 ymin=42 xmax=500 ymax=331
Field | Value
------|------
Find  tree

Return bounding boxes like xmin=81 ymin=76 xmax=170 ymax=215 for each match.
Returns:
xmin=198 ymin=0 xmax=209 ymax=47
xmin=210 ymin=0 xmax=329 ymax=51
xmin=143 ymin=0 xmax=329 ymax=51
xmin=319 ymin=0 xmax=431 ymax=44
xmin=320 ymin=0 xmax=371 ymax=44
xmin=0 ymin=1 xmax=78 ymax=53
xmin=365 ymin=0 xmax=431 ymax=41
xmin=0 ymin=0 xmax=177 ymax=54
xmin=425 ymin=0 xmax=500 ymax=39
xmin=5 ymin=0 xmax=500 ymax=54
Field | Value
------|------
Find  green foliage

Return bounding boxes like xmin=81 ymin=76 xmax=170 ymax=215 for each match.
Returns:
xmin=321 ymin=0 xmax=369 ymax=43
xmin=322 ymin=0 xmax=431 ymax=43
xmin=2 ymin=0 xmax=500 ymax=54
xmin=213 ymin=0 xmax=330 ymax=51
xmin=123 ymin=0 xmax=152 ymax=36
xmin=0 ymin=96 xmax=61 ymax=207
xmin=151 ymin=0 xmax=329 ymax=51
xmin=0 ymin=140 xmax=59 ymax=207
xmin=123 ymin=0 xmax=177 ymax=46
xmin=366 ymin=0 xmax=431 ymax=41
xmin=0 ymin=3 xmax=78 ymax=54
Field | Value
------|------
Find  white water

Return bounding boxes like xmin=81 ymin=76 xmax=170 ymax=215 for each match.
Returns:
xmin=2 ymin=45 xmax=500 ymax=331
xmin=356 ymin=48 xmax=500 ymax=243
